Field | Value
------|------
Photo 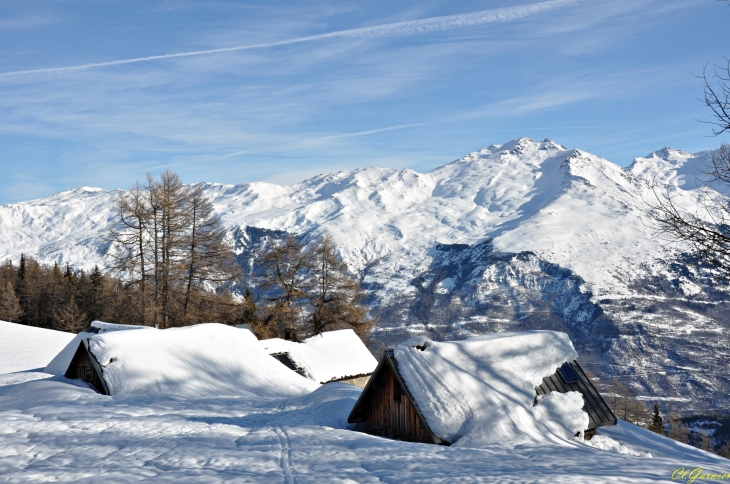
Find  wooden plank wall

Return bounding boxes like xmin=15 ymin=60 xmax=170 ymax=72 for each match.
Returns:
xmin=362 ymin=365 xmax=431 ymax=443
xmin=535 ymin=360 xmax=616 ymax=429
xmin=65 ymin=344 xmax=107 ymax=395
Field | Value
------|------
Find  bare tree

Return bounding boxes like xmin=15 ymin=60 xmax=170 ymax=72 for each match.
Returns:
xmin=700 ymin=59 xmax=730 ymax=136
xmin=257 ymin=233 xmax=373 ymax=340
xmin=107 ymin=170 xmax=239 ymax=327
xmin=108 ymin=182 xmax=153 ymax=323
xmin=258 ymin=236 xmax=312 ymax=333
xmin=182 ymin=185 xmax=238 ymax=320
xmin=667 ymin=414 xmax=690 ymax=444
xmin=720 ymin=439 xmax=730 ymax=458
xmin=648 ymin=58 xmax=730 ymax=280
xmin=308 ymin=233 xmax=373 ymax=337
xmin=151 ymin=171 xmax=191 ymax=327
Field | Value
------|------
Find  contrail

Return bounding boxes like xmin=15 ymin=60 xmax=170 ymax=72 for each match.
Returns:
xmin=0 ymin=0 xmax=578 ymax=80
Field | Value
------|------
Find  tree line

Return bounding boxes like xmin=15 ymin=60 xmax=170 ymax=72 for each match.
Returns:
xmin=0 ymin=170 xmax=373 ymax=341
xmin=0 ymin=255 xmax=243 ymax=332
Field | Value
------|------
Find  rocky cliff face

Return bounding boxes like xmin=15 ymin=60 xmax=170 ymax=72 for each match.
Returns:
xmin=2 ymin=138 xmax=729 ymax=414
xmin=362 ymin=240 xmax=730 ymax=415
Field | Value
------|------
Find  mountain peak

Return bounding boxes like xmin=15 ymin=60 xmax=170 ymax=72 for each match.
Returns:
xmin=645 ymin=147 xmax=691 ymax=162
xmin=495 ymin=137 xmax=567 ymax=154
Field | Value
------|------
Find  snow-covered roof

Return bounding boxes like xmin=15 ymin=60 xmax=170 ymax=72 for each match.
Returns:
xmin=53 ymin=323 xmax=319 ymax=397
xmin=391 ymin=331 xmax=588 ymax=447
xmin=45 ymin=320 xmax=150 ymax=375
xmin=86 ymin=321 xmax=147 ymax=333
xmin=261 ymin=329 xmax=377 ymax=384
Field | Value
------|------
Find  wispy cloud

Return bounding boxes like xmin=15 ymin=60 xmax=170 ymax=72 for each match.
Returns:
xmin=451 ymin=65 xmax=699 ymax=121
xmin=0 ymin=13 xmax=61 ymax=31
xmin=221 ymin=123 xmax=425 ymax=158
xmin=0 ymin=0 xmax=579 ymax=80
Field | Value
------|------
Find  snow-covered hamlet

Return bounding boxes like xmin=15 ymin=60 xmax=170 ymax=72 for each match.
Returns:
xmin=347 ymin=331 xmax=616 ymax=446
xmin=261 ymin=329 xmax=378 ymax=387
xmin=55 ymin=323 xmax=318 ymax=397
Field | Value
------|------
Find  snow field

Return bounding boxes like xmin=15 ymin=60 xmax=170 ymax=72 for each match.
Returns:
xmin=0 ymin=321 xmax=727 ymax=481
xmin=0 ymin=378 xmax=727 ymax=483
xmin=0 ymin=320 xmax=75 ymax=374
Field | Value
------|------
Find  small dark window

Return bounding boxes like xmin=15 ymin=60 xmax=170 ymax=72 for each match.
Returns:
xmin=272 ymin=353 xmax=307 ymax=377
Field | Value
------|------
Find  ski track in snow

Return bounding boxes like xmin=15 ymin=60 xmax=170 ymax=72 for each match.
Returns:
xmin=274 ymin=398 xmax=297 ymax=484
xmin=0 ymin=369 xmax=727 ymax=482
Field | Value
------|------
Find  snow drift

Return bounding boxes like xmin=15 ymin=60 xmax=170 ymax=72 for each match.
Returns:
xmin=261 ymin=329 xmax=377 ymax=383
xmin=393 ymin=331 xmax=588 ymax=447
xmin=0 ymin=320 xmax=75 ymax=374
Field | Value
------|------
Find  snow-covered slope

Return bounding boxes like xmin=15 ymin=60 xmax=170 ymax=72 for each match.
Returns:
xmin=0 ymin=138 xmax=693 ymax=296
xmin=2 ymin=138 xmax=729 ymax=413
xmin=0 ymin=320 xmax=75 ymax=374
xmin=0 ymin=371 xmax=726 ymax=481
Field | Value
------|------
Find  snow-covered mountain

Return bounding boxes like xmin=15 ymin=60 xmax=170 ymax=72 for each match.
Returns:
xmin=1 ymin=138 xmax=728 ymax=414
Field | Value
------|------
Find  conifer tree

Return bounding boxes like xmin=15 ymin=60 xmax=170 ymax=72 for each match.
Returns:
xmin=17 ymin=254 xmax=25 ymax=283
xmin=240 ymin=289 xmax=260 ymax=325
xmin=89 ymin=265 xmax=103 ymax=321
xmin=53 ymin=295 xmax=88 ymax=332
xmin=650 ymin=404 xmax=664 ymax=434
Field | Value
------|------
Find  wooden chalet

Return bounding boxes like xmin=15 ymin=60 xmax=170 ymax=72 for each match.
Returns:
xmin=348 ymin=351 xmax=616 ymax=444
xmin=64 ymin=338 xmax=109 ymax=395
xmin=536 ymin=360 xmax=617 ymax=439
xmin=347 ymin=350 xmax=446 ymax=444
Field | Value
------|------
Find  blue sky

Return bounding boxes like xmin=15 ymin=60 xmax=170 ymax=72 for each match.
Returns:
xmin=0 ymin=0 xmax=728 ymax=204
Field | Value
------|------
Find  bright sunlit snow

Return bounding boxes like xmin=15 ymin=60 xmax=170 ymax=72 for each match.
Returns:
xmin=0 ymin=139 xmax=719 ymax=302
xmin=44 ymin=320 xmax=151 ymax=376
xmin=87 ymin=323 xmax=317 ymax=397
xmin=0 ymin=320 xmax=74 ymax=374
xmin=261 ymin=329 xmax=378 ymax=383
xmin=0 ymin=321 xmax=727 ymax=482
xmin=394 ymin=331 xmax=586 ymax=446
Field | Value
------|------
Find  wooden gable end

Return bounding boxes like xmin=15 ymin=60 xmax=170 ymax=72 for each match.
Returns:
xmin=348 ymin=350 xmax=446 ymax=445
xmin=64 ymin=339 xmax=109 ymax=395
xmin=535 ymin=360 xmax=617 ymax=429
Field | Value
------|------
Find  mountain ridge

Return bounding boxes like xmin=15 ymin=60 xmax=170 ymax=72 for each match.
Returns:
xmin=2 ymin=137 xmax=729 ymax=414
